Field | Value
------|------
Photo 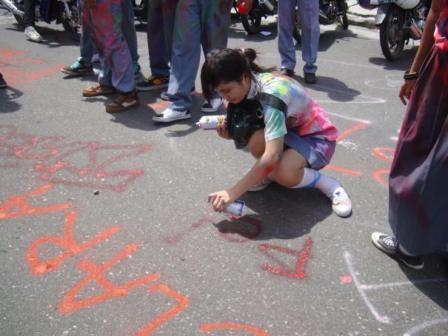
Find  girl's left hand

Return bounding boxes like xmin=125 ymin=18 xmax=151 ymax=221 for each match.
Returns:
xmin=208 ymin=190 xmax=236 ymax=212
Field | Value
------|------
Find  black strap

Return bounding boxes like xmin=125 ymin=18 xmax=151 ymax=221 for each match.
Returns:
xmin=257 ymin=92 xmax=288 ymax=116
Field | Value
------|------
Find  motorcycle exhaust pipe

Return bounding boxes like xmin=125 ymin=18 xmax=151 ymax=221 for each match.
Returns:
xmin=0 ymin=0 xmax=24 ymax=17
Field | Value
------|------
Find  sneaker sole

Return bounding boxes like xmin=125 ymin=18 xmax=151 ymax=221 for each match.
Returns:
xmin=136 ymin=84 xmax=169 ymax=92
xmin=152 ymin=114 xmax=191 ymax=123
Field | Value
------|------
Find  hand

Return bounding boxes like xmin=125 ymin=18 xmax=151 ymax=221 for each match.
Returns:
xmin=208 ymin=190 xmax=236 ymax=212
xmin=399 ymin=79 xmax=416 ymax=105
xmin=217 ymin=121 xmax=231 ymax=140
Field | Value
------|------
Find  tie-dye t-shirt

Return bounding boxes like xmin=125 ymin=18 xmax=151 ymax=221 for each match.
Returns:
xmin=435 ymin=0 xmax=448 ymax=51
xmin=247 ymin=72 xmax=338 ymax=142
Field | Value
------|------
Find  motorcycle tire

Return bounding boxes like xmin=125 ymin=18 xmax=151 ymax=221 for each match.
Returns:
xmin=339 ymin=13 xmax=348 ymax=30
xmin=379 ymin=5 xmax=405 ymax=61
xmin=241 ymin=12 xmax=262 ymax=34
xmin=62 ymin=6 xmax=81 ymax=42
xmin=13 ymin=13 xmax=24 ymax=26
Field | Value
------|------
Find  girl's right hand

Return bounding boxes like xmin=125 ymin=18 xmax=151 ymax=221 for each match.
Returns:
xmin=217 ymin=121 xmax=232 ymax=140
xmin=399 ymin=79 xmax=416 ymax=105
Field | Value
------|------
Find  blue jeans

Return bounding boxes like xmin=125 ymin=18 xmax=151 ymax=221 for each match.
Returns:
xmin=147 ymin=0 xmax=178 ymax=77
xmin=83 ymin=0 xmax=135 ymax=92
xmin=167 ymin=0 xmax=233 ymax=111
xmin=278 ymin=0 xmax=319 ymax=74
xmin=79 ymin=0 xmax=139 ymax=65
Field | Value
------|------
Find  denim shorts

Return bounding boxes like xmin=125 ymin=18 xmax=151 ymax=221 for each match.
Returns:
xmin=284 ymin=128 xmax=336 ymax=170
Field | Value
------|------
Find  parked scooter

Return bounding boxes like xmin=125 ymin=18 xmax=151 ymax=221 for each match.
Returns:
xmin=0 ymin=0 xmax=80 ymax=40
xmin=359 ymin=0 xmax=430 ymax=61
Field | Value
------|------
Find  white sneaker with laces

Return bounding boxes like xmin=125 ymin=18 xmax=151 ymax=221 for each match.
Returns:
xmin=201 ymin=97 xmax=222 ymax=113
xmin=329 ymin=187 xmax=352 ymax=217
xmin=248 ymin=177 xmax=272 ymax=192
xmin=152 ymin=107 xmax=191 ymax=123
xmin=24 ymin=26 xmax=42 ymax=42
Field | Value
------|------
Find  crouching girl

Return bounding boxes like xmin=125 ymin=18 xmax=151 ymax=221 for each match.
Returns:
xmin=202 ymin=48 xmax=352 ymax=217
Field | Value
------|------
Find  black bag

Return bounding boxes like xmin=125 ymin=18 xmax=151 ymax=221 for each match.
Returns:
xmin=226 ymin=93 xmax=287 ymax=149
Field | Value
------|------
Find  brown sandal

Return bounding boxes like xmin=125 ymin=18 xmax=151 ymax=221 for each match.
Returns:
xmin=82 ymin=84 xmax=116 ymax=97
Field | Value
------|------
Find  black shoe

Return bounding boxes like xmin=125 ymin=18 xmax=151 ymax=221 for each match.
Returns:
xmin=280 ymin=68 xmax=294 ymax=77
xmin=0 ymin=74 xmax=6 ymax=89
xmin=371 ymin=232 xmax=424 ymax=270
xmin=304 ymin=72 xmax=317 ymax=84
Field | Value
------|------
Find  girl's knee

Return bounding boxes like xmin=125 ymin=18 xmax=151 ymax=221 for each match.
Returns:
xmin=248 ymin=129 xmax=265 ymax=158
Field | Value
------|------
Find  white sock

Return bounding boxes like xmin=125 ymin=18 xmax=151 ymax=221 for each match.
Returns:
xmin=291 ymin=168 xmax=341 ymax=197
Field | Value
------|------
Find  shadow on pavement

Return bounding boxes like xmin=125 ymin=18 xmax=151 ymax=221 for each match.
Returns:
xmin=0 ymin=86 xmax=23 ymax=113
xmin=304 ymin=75 xmax=361 ymax=102
xmin=214 ymin=185 xmax=332 ymax=241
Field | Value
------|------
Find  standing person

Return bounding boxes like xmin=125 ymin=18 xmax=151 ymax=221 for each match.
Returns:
xmin=152 ymin=0 xmax=234 ymax=123
xmin=0 ymin=72 xmax=6 ymax=89
xmin=61 ymin=0 xmax=141 ymax=78
xmin=23 ymin=0 xmax=43 ymax=42
xmin=277 ymin=0 xmax=319 ymax=84
xmin=81 ymin=0 xmax=139 ymax=113
xmin=136 ymin=0 xmax=178 ymax=91
xmin=202 ymin=48 xmax=352 ymax=217
xmin=371 ymin=0 xmax=447 ymax=270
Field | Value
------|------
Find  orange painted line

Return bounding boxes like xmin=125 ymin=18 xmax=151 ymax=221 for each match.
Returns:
xmin=337 ymin=122 xmax=367 ymax=142
xmin=372 ymin=168 xmax=389 ymax=187
xmin=200 ymin=322 xmax=270 ymax=336
xmin=324 ymin=165 xmax=363 ymax=177
xmin=372 ymin=147 xmax=395 ymax=163
xmin=147 ymin=101 xmax=170 ymax=110
xmin=59 ymin=243 xmax=160 ymax=315
xmin=27 ymin=210 xmax=122 ymax=275
xmin=134 ymin=284 xmax=189 ymax=336
xmin=0 ymin=184 xmax=71 ymax=220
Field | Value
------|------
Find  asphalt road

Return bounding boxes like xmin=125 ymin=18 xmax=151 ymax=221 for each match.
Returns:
xmin=1 ymin=9 xmax=447 ymax=336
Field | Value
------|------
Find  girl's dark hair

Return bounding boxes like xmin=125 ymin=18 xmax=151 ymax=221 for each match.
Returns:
xmin=201 ymin=48 xmax=266 ymax=101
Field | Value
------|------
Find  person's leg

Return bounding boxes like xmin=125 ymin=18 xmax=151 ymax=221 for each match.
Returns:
xmin=23 ymin=0 xmax=42 ymax=42
xmin=122 ymin=0 xmax=140 ymax=77
xmin=277 ymin=0 xmax=298 ymax=73
xmin=298 ymin=0 xmax=319 ymax=81
xmin=153 ymin=0 xmax=201 ymax=122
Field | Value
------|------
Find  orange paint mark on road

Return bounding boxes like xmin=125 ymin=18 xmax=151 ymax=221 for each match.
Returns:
xmin=200 ymin=322 xmax=270 ymax=335
xmin=324 ymin=165 xmax=363 ymax=177
xmin=0 ymin=184 xmax=71 ymax=220
xmin=134 ymin=284 xmax=189 ymax=336
xmin=59 ymin=243 xmax=160 ymax=315
xmin=372 ymin=147 xmax=394 ymax=163
xmin=372 ymin=168 xmax=390 ymax=187
xmin=147 ymin=101 xmax=170 ymax=111
xmin=27 ymin=210 xmax=122 ymax=275
xmin=340 ymin=275 xmax=353 ymax=284
xmin=337 ymin=122 xmax=367 ymax=142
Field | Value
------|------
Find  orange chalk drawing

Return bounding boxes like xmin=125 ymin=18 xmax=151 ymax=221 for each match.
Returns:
xmin=324 ymin=164 xmax=363 ymax=177
xmin=27 ymin=210 xmax=122 ymax=275
xmin=134 ymin=284 xmax=189 ymax=336
xmin=372 ymin=147 xmax=395 ymax=187
xmin=0 ymin=183 xmax=71 ymax=220
xmin=200 ymin=322 xmax=270 ymax=336
xmin=337 ymin=121 xmax=367 ymax=142
xmin=258 ymin=237 xmax=313 ymax=279
xmin=59 ymin=243 xmax=160 ymax=315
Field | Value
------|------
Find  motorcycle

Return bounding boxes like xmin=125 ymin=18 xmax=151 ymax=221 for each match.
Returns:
xmin=0 ymin=0 xmax=80 ymax=40
xmin=359 ymin=0 xmax=430 ymax=61
xmin=235 ymin=0 xmax=348 ymax=42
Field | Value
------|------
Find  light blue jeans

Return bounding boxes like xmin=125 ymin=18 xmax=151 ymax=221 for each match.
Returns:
xmin=79 ymin=0 xmax=139 ymax=66
xmin=278 ymin=0 xmax=319 ymax=74
xmin=147 ymin=0 xmax=178 ymax=77
xmin=167 ymin=0 xmax=233 ymax=111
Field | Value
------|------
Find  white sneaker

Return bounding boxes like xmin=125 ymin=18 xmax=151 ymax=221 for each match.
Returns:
xmin=24 ymin=26 xmax=42 ymax=42
xmin=152 ymin=107 xmax=191 ymax=123
xmin=248 ymin=177 xmax=272 ymax=192
xmin=201 ymin=97 xmax=222 ymax=113
xmin=329 ymin=187 xmax=352 ymax=218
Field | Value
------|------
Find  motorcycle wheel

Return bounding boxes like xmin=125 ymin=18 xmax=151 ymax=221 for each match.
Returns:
xmin=241 ymin=10 xmax=262 ymax=34
xmin=338 ymin=13 xmax=348 ymax=30
xmin=379 ymin=5 xmax=405 ymax=61
xmin=13 ymin=13 xmax=24 ymax=26
xmin=62 ymin=4 xmax=81 ymax=41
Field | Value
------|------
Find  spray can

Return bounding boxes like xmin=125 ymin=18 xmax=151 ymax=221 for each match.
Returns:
xmin=225 ymin=200 xmax=245 ymax=217
xmin=196 ymin=115 xmax=226 ymax=129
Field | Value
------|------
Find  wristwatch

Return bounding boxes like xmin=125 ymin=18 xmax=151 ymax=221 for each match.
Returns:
xmin=403 ymin=70 xmax=418 ymax=80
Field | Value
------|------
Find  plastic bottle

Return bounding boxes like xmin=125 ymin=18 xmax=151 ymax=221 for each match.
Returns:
xmin=196 ymin=115 xmax=226 ymax=129
xmin=224 ymin=200 xmax=246 ymax=217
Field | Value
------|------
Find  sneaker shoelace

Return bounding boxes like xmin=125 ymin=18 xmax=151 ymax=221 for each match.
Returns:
xmin=381 ymin=235 xmax=397 ymax=249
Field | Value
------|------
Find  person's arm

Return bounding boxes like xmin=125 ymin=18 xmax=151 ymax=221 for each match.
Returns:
xmin=208 ymin=136 xmax=284 ymax=212
xmin=399 ymin=0 xmax=444 ymax=104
